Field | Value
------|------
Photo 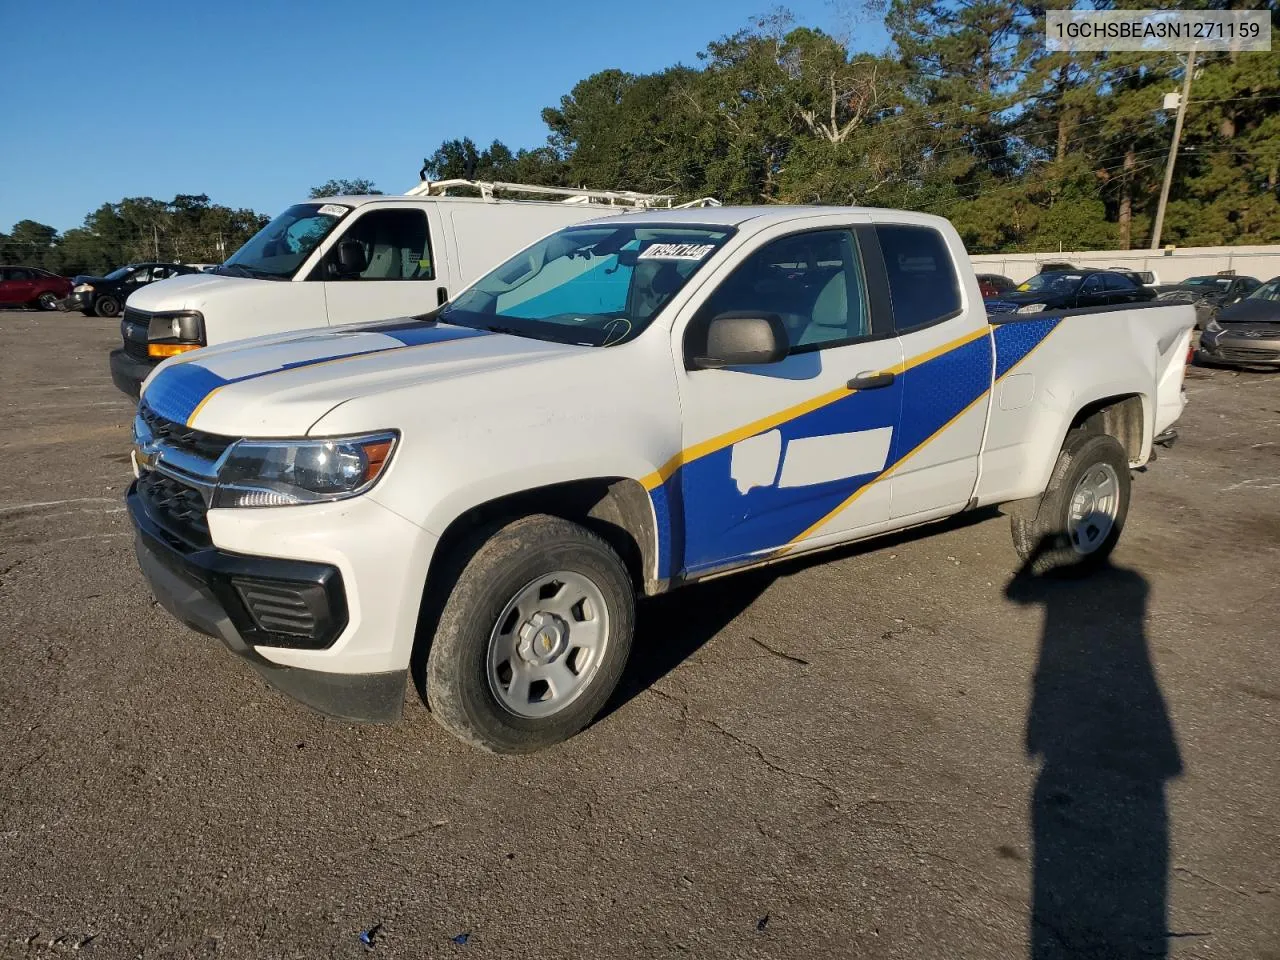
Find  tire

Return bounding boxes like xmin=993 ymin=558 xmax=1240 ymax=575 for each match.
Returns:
xmin=425 ymin=514 xmax=635 ymax=753
xmin=94 ymin=296 xmax=120 ymax=318
xmin=1011 ymin=431 xmax=1131 ymax=576
xmin=36 ymin=292 xmax=59 ymax=311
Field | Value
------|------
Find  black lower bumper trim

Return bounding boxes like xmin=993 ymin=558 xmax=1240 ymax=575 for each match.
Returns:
xmin=110 ymin=348 xmax=154 ymax=400
xmin=130 ymin=489 xmax=404 ymax=724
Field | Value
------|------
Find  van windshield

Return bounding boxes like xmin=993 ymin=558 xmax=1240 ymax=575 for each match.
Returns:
xmin=439 ymin=223 xmax=734 ymax=346
xmin=220 ymin=203 xmax=349 ymax=279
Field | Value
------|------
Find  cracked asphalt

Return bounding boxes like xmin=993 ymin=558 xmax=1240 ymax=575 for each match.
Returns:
xmin=0 ymin=309 xmax=1277 ymax=959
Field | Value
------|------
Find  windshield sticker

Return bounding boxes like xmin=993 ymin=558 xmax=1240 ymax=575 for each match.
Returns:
xmin=638 ymin=243 xmax=716 ymax=261
xmin=317 ymin=204 xmax=350 ymax=218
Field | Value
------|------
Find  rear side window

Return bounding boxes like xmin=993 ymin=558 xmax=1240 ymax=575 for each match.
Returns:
xmin=875 ymin=225 xmax=961 ymax=331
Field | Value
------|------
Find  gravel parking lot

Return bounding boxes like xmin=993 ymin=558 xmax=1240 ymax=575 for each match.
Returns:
xmin=0 ymin=309 xmax=1277 ymax=960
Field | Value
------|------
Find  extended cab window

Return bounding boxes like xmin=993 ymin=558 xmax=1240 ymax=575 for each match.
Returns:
xmin=323 ymin=208 xmax=434 ymax=281
xmin=696 ymin=229 xmax=870 ymax=351
xmin=875 ymin=225 xmax=961 ymax=331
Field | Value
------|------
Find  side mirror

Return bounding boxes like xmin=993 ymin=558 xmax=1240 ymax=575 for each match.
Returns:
xmin=689 ymin=312 xmax=789 ymax=369
xmin=336 ymin=239 xmax=368 ymax=276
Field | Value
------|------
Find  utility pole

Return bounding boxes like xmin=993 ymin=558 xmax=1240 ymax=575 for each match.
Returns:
xmin=1151 ymin=48 xmax=1195 ymax=250
xmin=153 ymin=223 xmax=160 ymax=260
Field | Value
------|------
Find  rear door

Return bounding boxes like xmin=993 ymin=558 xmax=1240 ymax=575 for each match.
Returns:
xmin=317 ymin=205 xmax=448 ymax=325
xmin=872 ymin=221 xmax=993 ymax=521
xmin=2 ymin=267 xmax=36 ymax=304
xmin=671 ymin=216 xmax=906 ymax=575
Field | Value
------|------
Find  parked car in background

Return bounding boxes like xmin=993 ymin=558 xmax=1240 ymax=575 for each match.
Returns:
xmin=1197 ymin=276 xmax=1280 ymax=369
xmin=1037 ymin=261 xmax=1077 ymax=274
xmin=70 ymin=263 xmax=201 ymax=318
xmin=1154 ymin=273 xmax=1261 ymax=328
xmin=986 ymin=269 xmax=1157 ymax=314
xmin=977 ymin=273 xmax=1016 ymax=298
xmin=109 ymin=178 xmax=698 ymax=399
xmin=0 ymin=266 xmax=72 ymax=310
xmin=1105 ymin=267 xmax=1158 ymax=286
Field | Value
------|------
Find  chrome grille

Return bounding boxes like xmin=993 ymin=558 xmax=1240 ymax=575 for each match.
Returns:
xmin=138 ymin=403 xmax=234 ymax=461
xmin=122 ymin=308 xmax=150 ymax=360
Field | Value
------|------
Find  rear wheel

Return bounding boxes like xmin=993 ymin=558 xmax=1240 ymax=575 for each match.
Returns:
xmin=1011 ymin=431 xmax=1131 ymax=575
xmin=424 ymin=514 xmax=635 ymax=753
xmin=94 ymin=295 xmax=120 ymax=318
xmin=35 ymin=292 xmax=59 ymax=311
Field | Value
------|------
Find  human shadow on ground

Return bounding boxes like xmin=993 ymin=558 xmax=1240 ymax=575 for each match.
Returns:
xmin=1006 ymin=552 xmax=1183 ymax=960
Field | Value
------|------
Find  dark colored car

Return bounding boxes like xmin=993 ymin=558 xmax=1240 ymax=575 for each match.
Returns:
xmin=985 ymin=269 xmax=1157 ymax=315
xmin=68 ymin=262 xmax=200 ymax=318
xmin=1153 ymin=274 xmax=1260 ymax=328
xmin=1197 ymin=276 xmax=1280 ymax=369
xmin=0 ymin=265 xmax=73 ymax=310
xmin=977 ymin=273 xmax=1016 ymax=298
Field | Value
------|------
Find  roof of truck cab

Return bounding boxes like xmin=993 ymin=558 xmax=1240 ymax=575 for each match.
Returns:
xmin=578 ymin=205 xmax=954 ymax=229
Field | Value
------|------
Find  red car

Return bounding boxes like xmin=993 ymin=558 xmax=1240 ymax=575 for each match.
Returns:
xmin=0 ymin=265 xmax=72 ymax=310
xmin=977 ymin=273 xmax=1016 ymax=298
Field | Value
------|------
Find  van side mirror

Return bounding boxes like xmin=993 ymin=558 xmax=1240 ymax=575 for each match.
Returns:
xmin=689 ymin=312 xmax=789 ymax=369
xmin=336 ymin=239 xmax=368 ymax=276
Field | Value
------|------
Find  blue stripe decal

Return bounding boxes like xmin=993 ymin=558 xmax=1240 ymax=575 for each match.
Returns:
xmin=142 ymin=324 xmax=490 ymax=425
xmin=992 ymin=318 xmax=1060 ymax=379
xmin=652 ymin=328 xmax=1029 ymax=579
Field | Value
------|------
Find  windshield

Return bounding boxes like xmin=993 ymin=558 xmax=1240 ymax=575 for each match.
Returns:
xmin=1245 ymin=279 xmax=1280 ymax=302
xmin=439 ymin=223 xmax=735 ymax=346
xmin=105 ymin=265 xmax=135 ymax=281
xmin=221 ymin=203 xmax=349 ymax=279
xmin=1018 ymin=273 xmax=1083 ymax=295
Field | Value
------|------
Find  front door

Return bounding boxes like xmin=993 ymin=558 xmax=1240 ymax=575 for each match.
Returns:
xmin=319 ymin=206 xmax=447 ymax=325
xmin=671 ymin=221 xmax=905 ymax=576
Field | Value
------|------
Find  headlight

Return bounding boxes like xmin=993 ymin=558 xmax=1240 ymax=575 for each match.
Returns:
xmin=73 ymin=283 xmax=93 ymax=293
xmin=1016 ymin=303 xmax=1047 ymax=315
xmin=145 ymin=310 xmax=205 ymax=358
xmin=212 ymin=432 xmax=398 ymax=508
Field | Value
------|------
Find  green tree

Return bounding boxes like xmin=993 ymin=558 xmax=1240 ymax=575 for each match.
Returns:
xmin=309 ymin=178 xmax=382 ymax=198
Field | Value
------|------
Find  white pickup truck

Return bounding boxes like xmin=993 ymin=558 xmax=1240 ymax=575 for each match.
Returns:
xmin=109 ymin=179 xmax=690 ymax=398
xmin=127 ymin=206 xmax=1194 ymax=753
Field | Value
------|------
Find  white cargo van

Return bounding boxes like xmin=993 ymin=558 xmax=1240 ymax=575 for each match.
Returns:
xmin=109 ymin=179 xmax=707 ymax=397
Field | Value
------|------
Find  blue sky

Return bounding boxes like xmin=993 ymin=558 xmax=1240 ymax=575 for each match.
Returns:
xmin=0 ymin=0 xmax=890 ymax=234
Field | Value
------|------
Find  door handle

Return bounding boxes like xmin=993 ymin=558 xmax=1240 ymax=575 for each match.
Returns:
xmin=847 ymin=371 xmax=895 ymax=390
xmin=437 ymin=287 xmax=449 ymax=306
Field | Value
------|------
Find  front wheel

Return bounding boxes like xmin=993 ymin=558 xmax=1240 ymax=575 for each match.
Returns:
xmin=1011 ymin=431 xmax=1131 ymax=575
xmin=94 ymin=295 xmax=120 ymax=318
xmin=425 ymin=514 xmax=635 ymax=753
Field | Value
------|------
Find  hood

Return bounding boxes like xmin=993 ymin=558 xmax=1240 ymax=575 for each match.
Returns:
xmin=1216 ymin=298 xmax=1280 ymax=326
xmin=126 ymin=271 xmax=264 ymax=311
xmin=140 ymin=319 xmax=585 ymax=437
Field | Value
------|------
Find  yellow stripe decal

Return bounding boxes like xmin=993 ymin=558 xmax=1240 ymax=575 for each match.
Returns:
xmin=641 ymin=325 xmax=992 ymax=491
xmin=183 ymin=338 xmax=472 ymax=428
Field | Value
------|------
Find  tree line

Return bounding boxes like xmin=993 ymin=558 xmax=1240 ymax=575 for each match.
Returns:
xmin=0 ymin=179 xmax=384 ymax=278
xmin=422 ymin=2 xmax=1279 ymax=253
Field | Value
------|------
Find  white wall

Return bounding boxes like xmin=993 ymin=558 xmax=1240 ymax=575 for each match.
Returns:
xmin=970 ymin=244 xmax=1280 ymax=284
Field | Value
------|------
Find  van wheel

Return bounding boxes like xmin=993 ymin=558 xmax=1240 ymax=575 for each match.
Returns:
xmin=1011 ymin=431 xmax=1131 ymax=575
xmin=425 ymin=514 xmax=635 ymax=753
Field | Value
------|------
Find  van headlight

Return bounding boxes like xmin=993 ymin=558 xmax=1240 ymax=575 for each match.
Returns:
xmin=1016 ymin=303 xmax=1047 ymax=314
xmin=212 ymin=432 xmax=398 ymax=508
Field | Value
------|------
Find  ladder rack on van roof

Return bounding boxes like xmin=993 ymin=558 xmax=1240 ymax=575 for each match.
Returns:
xmin=405 ymin=178 xmax=720 ymax=209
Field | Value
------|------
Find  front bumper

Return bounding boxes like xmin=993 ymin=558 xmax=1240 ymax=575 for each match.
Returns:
xmin=67 ymin=291 xmax=94 ymax=311
xmin=1198 ymin=332 xmax=1280 ymax=368
xmin=110 ymin=348 xmax=156 ymax=400
xmin=128 ymin=485 xmax=408 ymax=722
